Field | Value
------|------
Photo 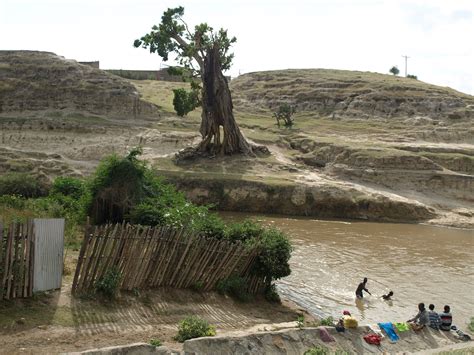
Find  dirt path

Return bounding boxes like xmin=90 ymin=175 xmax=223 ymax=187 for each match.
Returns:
xmin=0 ymin=285 xmax=301 ymax=354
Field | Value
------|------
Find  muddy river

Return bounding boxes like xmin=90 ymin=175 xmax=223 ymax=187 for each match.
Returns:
xmin=224 ymin=213 xmax=474 ymax=327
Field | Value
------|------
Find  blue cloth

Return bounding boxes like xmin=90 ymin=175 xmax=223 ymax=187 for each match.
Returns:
xmin=378 ymin=322 xmax=400 ymax=342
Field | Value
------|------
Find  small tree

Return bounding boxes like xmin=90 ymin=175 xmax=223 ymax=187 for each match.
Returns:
xmin=172 ymin=84 xmax=200 ymax=117
xmin=407 ymin=74 xmax=418 ymax=79
xmin=389 ymin=66 xmax=400 ymax=76
xmin=273 ymin=104 xmax=296 ymax=127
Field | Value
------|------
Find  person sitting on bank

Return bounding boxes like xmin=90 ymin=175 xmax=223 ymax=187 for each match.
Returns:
xmin=382 ymin=291 xmax=394 ymax=301
xmin=408 ymin=302 xmax=429 ymax=331
xmin=439 ymin=305 xmax=453 ymax=331
xmin=355 ymin=278 xmax=372 ymax=299
xmin=428 ymin=304 xmax=441 ymax=330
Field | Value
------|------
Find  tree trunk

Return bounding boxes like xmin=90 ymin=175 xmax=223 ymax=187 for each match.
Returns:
xmin=197 ymin=45 xmax=254 ymax=155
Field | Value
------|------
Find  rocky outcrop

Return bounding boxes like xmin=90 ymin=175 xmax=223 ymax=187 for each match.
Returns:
xmin=165 ymin=173 xmax=435 ymax=222
xmin=0 ymin=51 xmax=159 ymax=118
xmin=231 ymin=69 xmax=474 ymax=121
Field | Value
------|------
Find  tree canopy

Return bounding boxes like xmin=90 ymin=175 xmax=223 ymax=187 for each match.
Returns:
xmin=134 ymin=6 xmax=236 ymax=77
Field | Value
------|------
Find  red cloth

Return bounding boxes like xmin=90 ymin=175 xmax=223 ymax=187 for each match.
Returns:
xmin=319 ymin=327 xmax=335 ymax=343
xmin=343 ymin=310 xmax=351 ymax=316
xmin=363 ymin=333 xmax=382 ymax=346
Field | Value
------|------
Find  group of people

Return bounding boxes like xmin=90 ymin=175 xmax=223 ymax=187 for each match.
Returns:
xmin=408 ymin=302 xmax=452 ymax=331
xmin=355 ymin=278 xmax=453 ymax=331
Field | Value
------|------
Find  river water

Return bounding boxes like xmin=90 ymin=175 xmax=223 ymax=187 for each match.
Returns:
xmin=223 ymin=213 xmax=474 ymax=327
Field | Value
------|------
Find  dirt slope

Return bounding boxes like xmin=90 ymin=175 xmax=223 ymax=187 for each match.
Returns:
xmin=0 ymin=51 xmax=159 ymax=118
xmin=0 ymin=52 xmax=472 ymax=227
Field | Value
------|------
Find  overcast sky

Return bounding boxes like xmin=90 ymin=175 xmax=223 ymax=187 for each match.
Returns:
xmin=1 ymin=0 xmax=472 ymax=94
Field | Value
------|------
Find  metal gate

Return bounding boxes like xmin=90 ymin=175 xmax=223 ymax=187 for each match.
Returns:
xmin=33 ymin=218 xmax=65 ymax=292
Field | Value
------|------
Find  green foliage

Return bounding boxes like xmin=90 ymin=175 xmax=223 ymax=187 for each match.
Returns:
xmin=216 ymin=276 xmax=251 ymax=302
xmin=95 ymin=267 xmax=122 ymax=300
xmin=297 ymin=315 xmax=305 ymax=329
xmin=469 ymin=317 xmax=474 ymax=332
xmin=226 ymin=219 xmax=264 ymax=242
xmin=0 ymin=173 xmax=46 ymax=198
xmin=389 ymin=66 xmax=400 ymax=76
xmin=51 ymin=177 xmax=86 ymax=200
xmin=174 ymin=316 xmax=216 ymax=342
xmin=250 ymin=228 xmax=292 ymax=281
xmin=192 ymin=212 xmax=227 ymax=239
xmin=149 ymin=339 xmax=162 ymax=347
xmin=304 ymin=346 xmax=329 ymax=355
xmin=134 ymin=6 xmax=237 ymax=73
xmin=320 ymin=316 xmax=334 ymax=326
xmin=172 ymin=87 xmax=200 ymax=117
xmin=264 ymin=283 xmax=281 ymax=303
xmin=273 ymin=104 xmax=296 ymax=127
xmin=407 ymin=74 xmax=418 ymax=79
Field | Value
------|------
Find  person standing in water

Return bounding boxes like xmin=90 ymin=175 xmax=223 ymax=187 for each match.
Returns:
xmin=355 ymin=277 xmax=372 ymax=299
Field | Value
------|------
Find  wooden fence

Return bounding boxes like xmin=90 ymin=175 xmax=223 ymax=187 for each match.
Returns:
xmin=0 ymin=221 xmax=34 ymax=299
xmin=72 ymin=223 xmax=265 ymax=294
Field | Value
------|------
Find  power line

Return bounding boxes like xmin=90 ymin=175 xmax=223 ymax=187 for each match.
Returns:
xmin=401 ymin=55 xmax=410 ymax=77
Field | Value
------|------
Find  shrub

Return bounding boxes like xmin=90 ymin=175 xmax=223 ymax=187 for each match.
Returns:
xmin=149 ymin=339 xmax=162 ymax=347
xmin=174 ymin=316 xmax=216 ymax=342
xmin=95 ymin=267 xmax=122 ymax=299
xmin=193 ymin=212 xmax=227 ymax=239
xmin=304 ymin=346 xmax=329 ymax=355
xmin=172 ymin=88 xmax=199 ymax=117
xmin=469 ymin=317 xmax=474 ymax=332
xmin=250 ymin=228 xmax=292 ymax=281
xmin=0 ymin=173 xmax=46 ymax=198
xmin=0 ymin=195 xmax=26 ymax=209
xmin=273 ymin=103 xmax=296 ymax=127
xmin=50 ymin=176 xmax=86 ymax=200
xmin=320 ymin=316 xmax=334 ymax=326
xmin=297 ymin=315 xmax=305 ymax=329
xmin=264 ymin=283 xmax=281 ymax=303
xmin=226 ymin=219 xmax=264 ymax=242
xmin=216 ymin=276 xmax=251 ymax=302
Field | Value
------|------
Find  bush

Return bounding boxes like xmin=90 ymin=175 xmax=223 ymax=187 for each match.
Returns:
xmin=304 ymin=346 xmax=329 ymax=355
xmin=273 ymin=104 xmax=296 ymax=127
xmin=469 ymin=317 xmax=474 ymax=332
xmin=226 ymin=219 xmax=264 ymax=242
xmin=320 ymin=316 xmax=334 ymax=326
xmin=250 ymin=228 xmax=292 ymax=281
xmin=51 ymin=176 xmax=86 ymax=200
xmin=149 ymin=339 xmax=162 ymax=347
xmin=216 ymin=276 xmax=251 ymax=302
xmin=193 ymin=212 xmax=227 ymax=239
xmin=0 ymin=173 xmax=46 ymax=198
xmin=0 ymin=195 xmax=26 ymax=209
xmin=95 ymin=267 xmax=122 ymax=299
xmin=172 ymin=88 xmax=199 ymax=117
xmin=174 ymin=316 xmax=216 ymax=342
xmin=264 ymin=283 xmax=281 ymax=303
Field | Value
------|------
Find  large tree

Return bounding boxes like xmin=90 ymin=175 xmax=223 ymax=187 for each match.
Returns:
xmin=134 ymin=6 xmax=266 ymax=157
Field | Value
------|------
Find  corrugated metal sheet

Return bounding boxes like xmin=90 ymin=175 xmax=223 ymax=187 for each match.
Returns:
xmin=33 ymin=219 xmax=65 ymax=292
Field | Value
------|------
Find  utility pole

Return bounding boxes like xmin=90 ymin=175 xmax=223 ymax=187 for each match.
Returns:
xmin=402 ymin=55 xmax=410 ymax=77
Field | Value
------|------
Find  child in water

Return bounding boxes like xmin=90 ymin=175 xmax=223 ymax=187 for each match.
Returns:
xmin=382 ymin=291 xmax=394 ymax=301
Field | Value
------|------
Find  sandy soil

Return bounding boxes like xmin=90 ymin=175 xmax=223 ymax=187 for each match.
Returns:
xmin=0 ymin=286 xmax=302 ymax=354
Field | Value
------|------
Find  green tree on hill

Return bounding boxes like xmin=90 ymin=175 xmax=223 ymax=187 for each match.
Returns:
xmin=389 ymin=66 xmax=400 ymax=76
xmin=134 ymin=6 xmax=267 ymax=157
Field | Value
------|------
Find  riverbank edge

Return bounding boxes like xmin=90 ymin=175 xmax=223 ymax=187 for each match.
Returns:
xmin=159 ymin=171 xmax=456 ymax=226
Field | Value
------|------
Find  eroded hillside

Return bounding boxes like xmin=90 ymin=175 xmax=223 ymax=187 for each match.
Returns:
xmin=0 ymin=51 xmax=158 ymax=117
xmin=0 ymin=53 xmax=472 ymax=227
